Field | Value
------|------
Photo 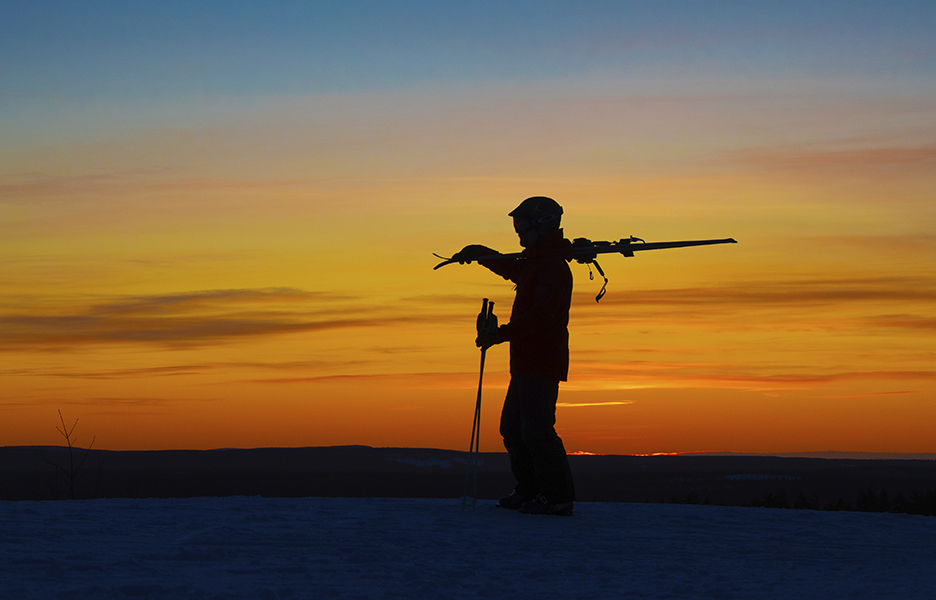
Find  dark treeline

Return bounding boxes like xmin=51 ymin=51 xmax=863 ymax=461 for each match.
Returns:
xmin=761 ymin=488 xmax=936 ymax=516
xmin=671 ymin=487 xmax=936 ymax=516
xmin=3 ymin=446 xmax=936 ymax=517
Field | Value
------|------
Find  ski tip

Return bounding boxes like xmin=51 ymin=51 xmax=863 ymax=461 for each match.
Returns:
xmin=433 ymin=253 xmax=457 ymax=270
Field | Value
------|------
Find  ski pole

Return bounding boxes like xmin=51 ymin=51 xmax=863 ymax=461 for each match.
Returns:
xmin=463 ymin=298 xmax=494 ymax=509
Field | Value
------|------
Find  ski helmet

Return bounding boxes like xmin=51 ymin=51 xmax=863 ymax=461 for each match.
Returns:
xmin=509 ymin=196 xmax=563 ymax=233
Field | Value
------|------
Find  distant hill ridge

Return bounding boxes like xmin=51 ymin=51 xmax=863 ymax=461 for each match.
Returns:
xmin=3 ymin=445 xmax=936 ymax=509
xmin=7 ymin=445 xmax=935 ymax=461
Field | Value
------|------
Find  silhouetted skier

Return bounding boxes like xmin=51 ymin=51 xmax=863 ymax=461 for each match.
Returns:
xmin=452 ymin=196 xmax=576 ymax=515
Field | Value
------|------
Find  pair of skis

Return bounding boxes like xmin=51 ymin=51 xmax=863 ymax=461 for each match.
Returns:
xmin=433 ymin=236 xmax=737 ymax=270
xmin=436 ymin=235 xmax=737 ymax=303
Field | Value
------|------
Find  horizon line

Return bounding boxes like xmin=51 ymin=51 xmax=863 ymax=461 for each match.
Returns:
xmin=6 ymin=445 xmax=936 ymax=461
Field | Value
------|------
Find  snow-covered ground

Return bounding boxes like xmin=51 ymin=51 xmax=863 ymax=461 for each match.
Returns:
xmin=2 ymin=497 xmax=935 ymax=599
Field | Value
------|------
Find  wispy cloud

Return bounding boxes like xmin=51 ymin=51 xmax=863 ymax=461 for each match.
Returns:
xmin=732 ymin=145 xmax=936 ymax=172
xmin=790 ymin=235 xmax=936 ymax=253
xmin=567 ymin=360 xmax=936 ymax=392
xmin=0 ymin=172 xmax=306 ymax=204
xmin=12 ymin=365 xmax=213 ymax=380
xmin=6 ymin=359 xmax=374 ymax=381
xmin=401 ymin=294 xmax=486 ymax=306
xmin=84 ymin=288 xmax=333 ymax=315
xmin=815 ymin=391 xmax=914 ymax=399
xmin=557 ymin=401 xmax=633 ymax=408
xmin=692 ymin=370 xmax=936 ymax=388
xmin=1 ymin=395 xmax=223 ymax=409
xmin=861 ymin=315 xmax=936 ymax=331
xmin=236 ymin=371 xmax=488 ymax=390
xmin=574 ymin=276 xmax=936 ymax=309
xmin=0 ymin=288 xmax=425 ymax=349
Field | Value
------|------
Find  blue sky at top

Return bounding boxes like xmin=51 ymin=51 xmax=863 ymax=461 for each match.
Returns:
xmin=2 ymin=1 xmax=934 ymax=158
xmin=2 ymin=0 xmax=934 ymax=102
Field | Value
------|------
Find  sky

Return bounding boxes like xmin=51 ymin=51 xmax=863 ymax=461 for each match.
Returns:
xmin=2 ymin=0 xmax=935 ymax=454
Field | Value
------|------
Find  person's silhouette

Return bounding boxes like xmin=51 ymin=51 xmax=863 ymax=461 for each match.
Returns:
xmin=453 ymin=196 xmax=576 ymax=515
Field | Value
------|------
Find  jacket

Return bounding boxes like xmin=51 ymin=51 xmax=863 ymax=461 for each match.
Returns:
xmin=480 ymin=229 xmax=573 ymax=381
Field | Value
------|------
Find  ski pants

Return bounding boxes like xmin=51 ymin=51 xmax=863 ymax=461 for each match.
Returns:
xmin=499 ymin=376 xmax=575 ymax=503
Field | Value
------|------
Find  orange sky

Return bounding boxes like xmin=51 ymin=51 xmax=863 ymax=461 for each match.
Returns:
xmin=2 ymin=2 xmax=935 ymax=454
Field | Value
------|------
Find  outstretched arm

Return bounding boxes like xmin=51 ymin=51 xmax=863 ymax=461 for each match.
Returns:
xmin=451 ymin=245 xmax=522 ymax=283
xmin=451 ymin=245 xmax=498 ymax=264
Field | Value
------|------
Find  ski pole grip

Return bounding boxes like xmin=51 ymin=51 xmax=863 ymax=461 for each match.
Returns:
xmin=477 ymin=298 xmax=489 ymax=336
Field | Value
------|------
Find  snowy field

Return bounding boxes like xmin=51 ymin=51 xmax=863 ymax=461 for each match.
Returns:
xmin=2 ymin=497 xmax=935 ymax=599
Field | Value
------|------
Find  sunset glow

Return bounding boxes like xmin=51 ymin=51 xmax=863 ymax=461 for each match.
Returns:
xmin=2 ymin=1 xmax=934 ymax=455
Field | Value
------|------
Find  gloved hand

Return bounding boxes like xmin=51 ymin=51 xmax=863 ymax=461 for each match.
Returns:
xmin=475 ymin=321 xmax=501 ymax=350
xmin=452 ymin=245 xmax=497 ymax=265
xmin=475 ymin=303 xmax=500 ymax=350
